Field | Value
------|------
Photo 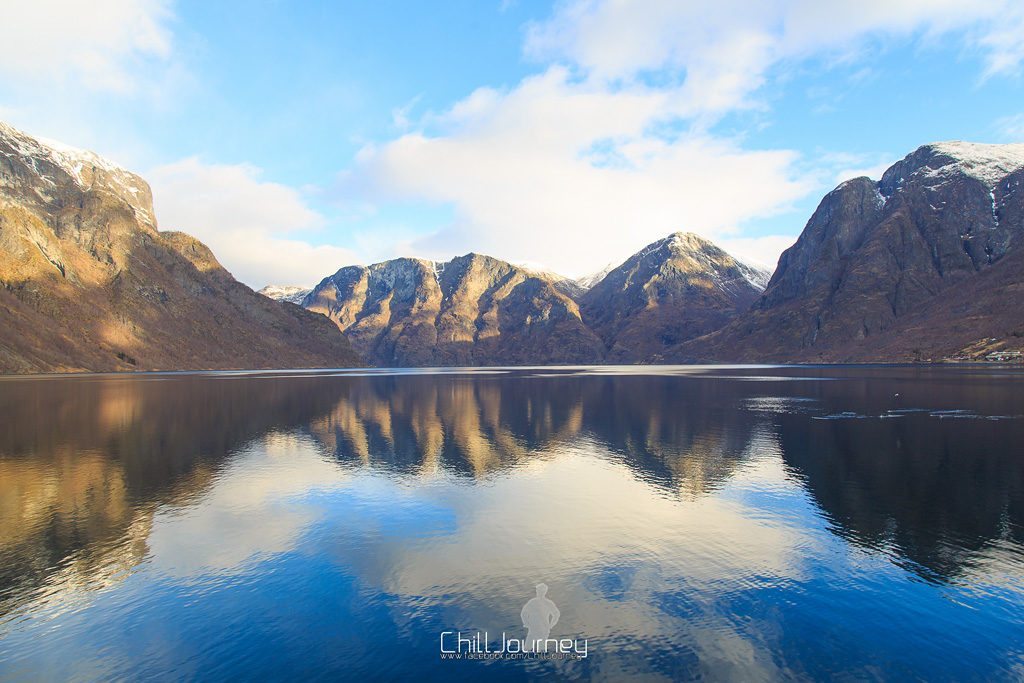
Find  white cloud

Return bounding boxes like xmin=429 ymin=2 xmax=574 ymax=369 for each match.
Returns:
xmin=343 ymin=67 xmax=811 ymax=277
xmin=524 ymin=2 xmax=778 ymax=117
xmin=337 ymin=0 xmax=1024 ymax=278
xmin=0 ymin=0 xmax=176 ymax=93
xmin=810 ymin=149 xmax=899 ymax=186
xmin=149 ymin=158 xmax=357 ymax=288
xmin=717 ymin=235 xmax=799 ymax=272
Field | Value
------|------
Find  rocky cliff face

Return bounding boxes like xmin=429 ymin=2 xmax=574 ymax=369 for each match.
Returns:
xmin=672 ymin=142 xmax=1024 ymax=362
xmin=304 ymin=254 xmax=605 ymax=366
xmin=0 ymin=121 xmax=360 ymax=373
xmin=579 ymin=232 xmax=769 ymax=362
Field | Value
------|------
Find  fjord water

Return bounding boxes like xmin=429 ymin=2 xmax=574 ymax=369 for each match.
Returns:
xmin=0 ymin=367 xmax=1022 ymax=681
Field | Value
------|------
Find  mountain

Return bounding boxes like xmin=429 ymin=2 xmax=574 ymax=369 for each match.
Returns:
xmin=514 ymin=264 xmax=587 ymax=299
xmin=0 ymin=121 xmax=360 ymax=373
xmin=303 ymin=253 xmax=605 ymax=366
xmin=579 ymin=232 xmax=770 ymax=362
xmin=574 ymin=263 xmax=615 ymax=292
xmin=258 ymin=284 xmax=312 ymax=305
xmin=13 ymin=122 xmax=1018 ymax=370
xmin=671 ymin=141 xmax=1024 ymax=363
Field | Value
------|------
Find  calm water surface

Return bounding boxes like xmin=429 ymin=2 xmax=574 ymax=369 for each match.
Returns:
xmin=0 ymin=366 xmax=1022 ymax=681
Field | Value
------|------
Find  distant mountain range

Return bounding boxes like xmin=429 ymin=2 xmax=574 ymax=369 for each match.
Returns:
xmin=2 ymin=120 xmax=1022 ymax=373
xmin=302 ymin=254 xmax=605 ymax=366
xmin=272 ymin=233 xmax=769 ymax=366
xmin=0 ymin=122 xmax=359 ymax=373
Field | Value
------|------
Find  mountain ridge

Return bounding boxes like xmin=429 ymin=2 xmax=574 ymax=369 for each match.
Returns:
xmin=4 ymin=121 xmax=1022 ymax=371
xmin=297 ymin=232 xmax=769 ymax=366
xmin=302 ymin=252 xmax=606 ymax=366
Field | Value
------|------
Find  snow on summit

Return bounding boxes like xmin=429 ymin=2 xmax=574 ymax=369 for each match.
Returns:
xmin=924 ymin=141 xmax=1024 ymax=185
xmin=0 ymin=121 xmax=156 ymax=228
xmin=0 ymin=121 xmax=126 ymax=186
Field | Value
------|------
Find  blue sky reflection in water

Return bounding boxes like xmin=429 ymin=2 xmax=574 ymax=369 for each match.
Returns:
xmin=0 ymin=366 xmax=1022 ymax=680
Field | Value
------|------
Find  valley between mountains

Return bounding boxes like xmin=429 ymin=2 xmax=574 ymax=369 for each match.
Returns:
xmin=2 ymin=121 xmax=1022 ymax=372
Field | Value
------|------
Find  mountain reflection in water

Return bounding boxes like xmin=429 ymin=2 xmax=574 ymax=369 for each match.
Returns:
xmin=0 ymin=366 xmax=1022 ymax=681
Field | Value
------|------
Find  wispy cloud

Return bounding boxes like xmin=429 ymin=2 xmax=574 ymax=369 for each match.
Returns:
xmin=995 ymin=113 xmax=1024 ymax=141
xmin=819 ymin=150 xmax=899 ymax=185
xmin=391 ymin=95 xmax=423 ymax=131
xmin=526 ymin=1 xmax=1024 ymax=101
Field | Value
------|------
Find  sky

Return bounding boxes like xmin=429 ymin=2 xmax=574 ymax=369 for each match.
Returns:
xmin=1 ymin=0 xmax=1023 ymax=287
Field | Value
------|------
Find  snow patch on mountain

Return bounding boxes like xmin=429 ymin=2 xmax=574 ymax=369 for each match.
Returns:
xmin=1 ymin=122 xmax=122 ymax=185
xmin=258 ymin=285 xmax=312 ymax=305
xmin=0 ymin=121 xmax=156 ymax=228
xmin=923 ymin=141 xmax=1024 ymax=186
xmin=735 ymin=260 xmax=772 ymax=291
xmin=575 ymin=263 xmax=615 ymax=291
xmin=511 ymin=261 xmax=584 ymax=298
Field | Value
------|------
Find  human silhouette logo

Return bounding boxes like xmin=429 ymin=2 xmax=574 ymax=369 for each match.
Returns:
xmin=521 ymin=583 xmax=560 ymax=652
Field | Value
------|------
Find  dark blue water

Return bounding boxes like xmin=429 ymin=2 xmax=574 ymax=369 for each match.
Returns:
xmin=0 ymin=366 xmax=1022 ymax=681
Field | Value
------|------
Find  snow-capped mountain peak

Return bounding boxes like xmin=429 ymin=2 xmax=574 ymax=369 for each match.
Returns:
xmin=575 ymin=263 xmax=615 ymax=291
xmin=924 ymin=141 xmax=1024 ymax=185
xmin=0 ymin=121 xmax=156 ymax=229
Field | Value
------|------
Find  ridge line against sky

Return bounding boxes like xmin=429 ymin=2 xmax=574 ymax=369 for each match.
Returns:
xmin=1 ymin=0 xmax=1023 ymax=287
